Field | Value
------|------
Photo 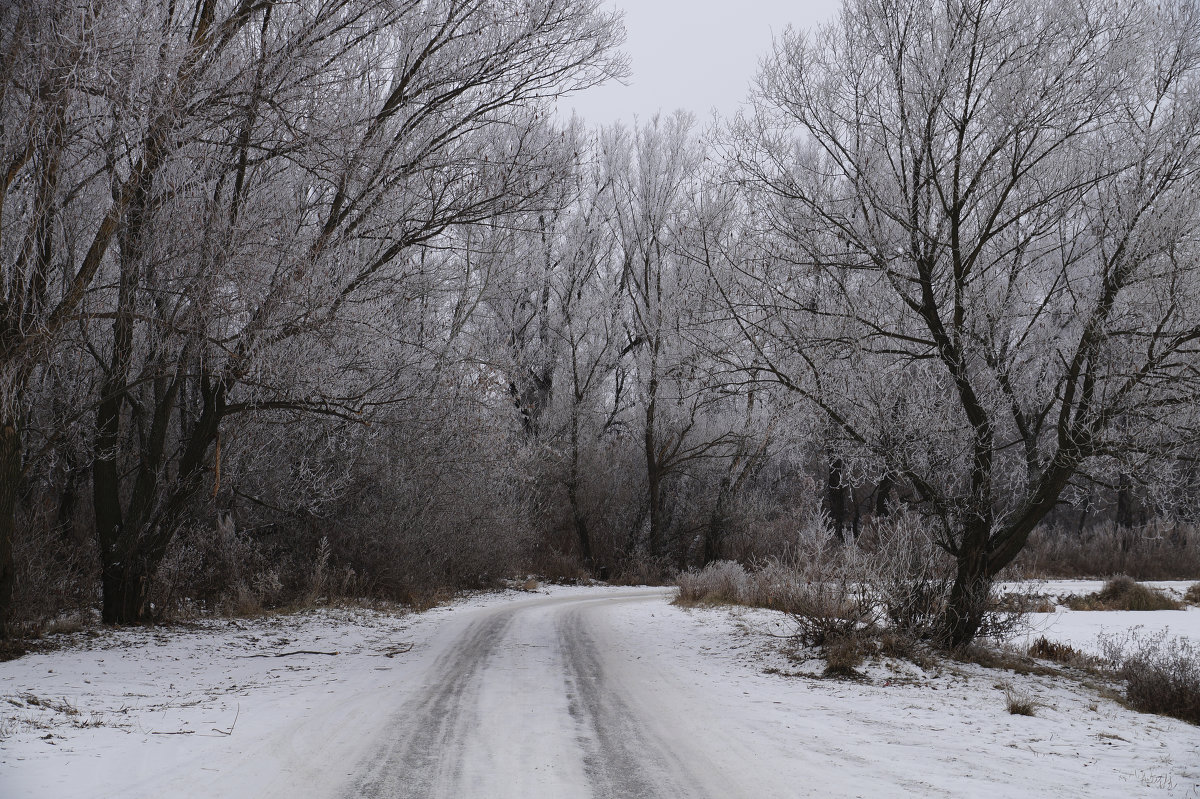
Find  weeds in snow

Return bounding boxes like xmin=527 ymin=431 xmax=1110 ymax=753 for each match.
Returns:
xmin=1100 ymin=630 xmax=1200 ymax=725
xmin=1065 ymin=576 xmax=1183 ymax=611
xmin=1027 ymin=636 xmax=1095 ymax=668
xmin=1004 ymin=686 xmax=1038 ymax=716
xmin=822 ymin=635 xmax=868 ymax=678
xmin=1185 ymin=583 xmax=1200 ymax=606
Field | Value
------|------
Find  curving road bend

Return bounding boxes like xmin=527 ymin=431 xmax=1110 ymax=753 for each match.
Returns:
xmin=347 ymin=590 xmax=745 ymax=799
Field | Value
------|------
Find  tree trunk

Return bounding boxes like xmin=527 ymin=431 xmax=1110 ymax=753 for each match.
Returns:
xmin=943 ymin=524 xmax=992 ymax=648
xmin=570 ymin=487 xmax=592 ymax=566
xmin=703 ymin=503 xmax=727 ymax=567
xmin=95 ymin=370 xmax=225 ymax=625
xmin=644 ymin=416 xmax=663 ymax=558
xmin=0 ymin=419 xmax=21 ymax=638
xmin=567 ymin=414 xmax=592 ymax=567
xmin=827 ymin=455 xmax=847 ymax=542
xmin=101 ymin=554 xmax=151 ymax=625
xmin=1116 ymin=478 xmax=1134 ymax=528
xmin=874 ymin=474 xmax=893 ymax=517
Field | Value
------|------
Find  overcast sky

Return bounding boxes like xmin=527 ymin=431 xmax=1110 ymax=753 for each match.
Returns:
xmin=560 ymin=0 xmax=841 ymax=127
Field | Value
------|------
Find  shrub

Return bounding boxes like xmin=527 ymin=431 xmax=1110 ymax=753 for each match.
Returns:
xmin=877 ymin=629 xmax=918 ymax=661
xmin=1066 ymin=576 xmax=1183 ymax=611
xmin=823 ymin=634 xmax=868 ymax=677
xmin=675 ymin=561 xmax=747 ymax=605
xmin=675 ymin=556 xmax=875 ymax=647
xmin=865 ymin=514 xmax=953 ymax=639
xmin=1101 ymin=631 xmax=1200 ymax=725
xmin=778 ymin=524 xmax=878 ymax=647
xmin=676 ymin=514 xmax=1033 ymax=653
xmin=786 ymin=578 xmax=876 ymax=648
xmin=9 ymin=500 xmax=95 ymax=635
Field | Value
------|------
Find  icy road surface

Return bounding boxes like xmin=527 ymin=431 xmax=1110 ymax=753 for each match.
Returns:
xmin=4 ymin=584 xmax=1200 ymax=798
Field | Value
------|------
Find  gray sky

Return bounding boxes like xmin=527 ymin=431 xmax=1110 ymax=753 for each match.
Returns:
xmin=560 ymin=0 xmax=841 ymax=127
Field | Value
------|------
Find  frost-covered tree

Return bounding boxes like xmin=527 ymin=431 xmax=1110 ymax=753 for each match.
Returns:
xmin=732 ymin=0 xmax=1200 ymax=645
xmin=0 ymin=0 xmax=626 ymax=627
xmin=601 ymin=114 xmax=755 ymax=561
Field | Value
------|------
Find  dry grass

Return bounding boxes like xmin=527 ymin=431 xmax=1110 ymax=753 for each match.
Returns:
xmin=1015 ymin=521 xmax=1200 ymax=580
xmin=993 ymin=592 xmax=1057 ymax=614
xmin=527 ymin=550 xmax=591 ymax=584
xmin=1004 ymin=686 xmax=1038 ymax=716
xmin=823 ymin=634 xmax=868 ymax=678
xmin=953 ymin=644 xmax=1059 ymax=677
xmin=1101 ymin=631 xmax=1200 ymax=725
xmin=676 ymin=559 xmax=876 ymax=646
xmin=1065 ymin=576 xmax=1184 ymax=611
xmin=1185 ymin=583 xmax=1200 ymax=606
xmin=1027 ymin=636 xmax=1092 ymax=667
xmin=675 ymin=561 xmax=748 ymax=606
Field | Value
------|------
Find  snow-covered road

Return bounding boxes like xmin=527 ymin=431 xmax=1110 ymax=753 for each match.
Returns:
xmin=349 ymin=588 xmax=720 ymax=799
xmin=5 ymin=585 xmax=1200 ymax=798
xmin=348 ymin=588 xmax=742 ymax=797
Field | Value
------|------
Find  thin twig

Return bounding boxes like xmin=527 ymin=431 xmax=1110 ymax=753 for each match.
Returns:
xmin=237 ymin=650 xmax=340 ymax=658
xmin=211 ymin=704 xmax=239 ymax=736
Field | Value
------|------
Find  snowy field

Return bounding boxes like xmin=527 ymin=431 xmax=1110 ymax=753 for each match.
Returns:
xmin=1 ymin=581 xmax=1198 ymax=798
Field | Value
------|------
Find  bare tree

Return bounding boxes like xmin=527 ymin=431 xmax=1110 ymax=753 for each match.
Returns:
xmin=731 ymin=0 xmax=1200 ymax=645
xmin=473 ymin=134 xmax=626 ymax=564
xmin=0 ymin=0 xmax=136 ymax=633
xmin=1 ymin=0 xmax=626 ymax=626
xmin=602 ymin=114 xmax=752 ymax=562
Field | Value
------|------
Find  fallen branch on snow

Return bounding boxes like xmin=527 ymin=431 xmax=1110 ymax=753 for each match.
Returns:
xmin=237 ymin=650 xmax=340 ymax=658
xmin=211 ymin=704 xmax=239 ymax=736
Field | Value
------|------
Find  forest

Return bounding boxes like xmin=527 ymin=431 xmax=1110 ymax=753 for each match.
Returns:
xmin=3 ymin=0 xmax=1200 ymax=649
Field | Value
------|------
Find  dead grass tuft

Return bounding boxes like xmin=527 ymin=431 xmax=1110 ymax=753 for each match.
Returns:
xmin=1027 ymin=636 xmax=1091 ymax=667
xmin=675 ymin=561 xmax=747 ymax=606
xmin=823 ymin=634 xmax=869 ymax=678
xmin=954 ymin=645 xmax=1059 ymax=677
xmin=1185 ymin=583 xmax=1200 ymax=606
xmin=877 ymin=629 xmax=916 ymax=660
xmin=1065 ymin=576 xmax=1183 ymax=611
xmin=1004 ymin=686 xmax=1038 ymax=716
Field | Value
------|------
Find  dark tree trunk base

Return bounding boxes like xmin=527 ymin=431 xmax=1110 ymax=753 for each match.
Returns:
xmin=0 ymin=420 xmax=21 ymax=639
xmin=943 ymin=548 xmax=992 ymax=649
xmin=101 ymin=564 xmax=153 ymax=625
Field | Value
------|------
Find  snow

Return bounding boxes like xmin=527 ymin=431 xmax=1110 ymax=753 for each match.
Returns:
xmin=1002 ymin=580 xmax=1200 ymax=656
xmin=1 ymin=605 xmax=420 ymax=798
xmin=2 ymin=581 xmax=1199 ymax=798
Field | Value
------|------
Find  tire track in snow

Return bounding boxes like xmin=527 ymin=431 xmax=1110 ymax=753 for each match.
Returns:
xmin=351 ymin=609 xmax=516 ymax=799
xmin=558 ymin=601 xmax=717 ymax=799
xmin=348 ymin=590 xmax=708 ymax=799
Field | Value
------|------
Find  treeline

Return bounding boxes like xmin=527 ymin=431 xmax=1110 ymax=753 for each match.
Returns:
xmin=4 ymin=0 xmax=1200 ymax=645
